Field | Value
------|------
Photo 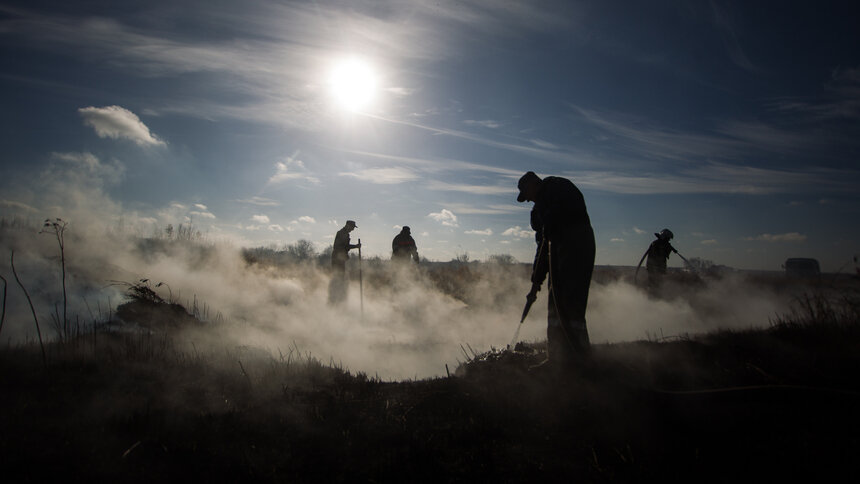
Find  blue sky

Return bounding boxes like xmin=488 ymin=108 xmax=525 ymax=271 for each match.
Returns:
xmin=1 ymin=0 xmax=858 ymax=270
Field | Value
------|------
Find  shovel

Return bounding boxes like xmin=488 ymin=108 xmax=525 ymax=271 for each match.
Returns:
xmin=508 ymin=292 xmax=536 ymax=349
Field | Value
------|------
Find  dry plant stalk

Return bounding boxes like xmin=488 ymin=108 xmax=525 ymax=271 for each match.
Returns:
xmin=11 ymin=251 xmax=46 ymax=366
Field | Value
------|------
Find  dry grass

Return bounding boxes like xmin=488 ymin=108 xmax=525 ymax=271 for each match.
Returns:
xmin=0 ymin=279 xmax=858 ymax=482
xmin=1 ymin=226 xmax=858 ymax=482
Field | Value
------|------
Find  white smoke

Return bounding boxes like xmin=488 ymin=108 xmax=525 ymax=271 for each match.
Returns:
xmin=0 ymin=221 xmax=796 ymax=380
xmin=0 ymin=153 xmax=797 ymax=379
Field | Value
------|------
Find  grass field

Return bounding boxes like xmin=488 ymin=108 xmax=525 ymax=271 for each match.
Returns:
xmin=1 ymin=264 xmax=858 ymax=482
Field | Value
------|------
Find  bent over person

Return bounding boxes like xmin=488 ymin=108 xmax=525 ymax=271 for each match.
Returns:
xmin=391 ymin=226 xmax=419 ymax=264
xmin=644 ymin=229 xmax=678 ymax=289
xmin=645 ymin=229 xmax=676 ymax=275
xmin=329 ymin=220 xmax=361 ymax=304
xmin=517 ymin=171 xmax=595 ymax=367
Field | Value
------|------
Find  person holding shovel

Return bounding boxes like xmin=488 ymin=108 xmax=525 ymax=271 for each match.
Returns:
xmin=517 ymin=171 xmax=595 ymax=369
xmin=328 ymin=220 xmax=361 ymax=305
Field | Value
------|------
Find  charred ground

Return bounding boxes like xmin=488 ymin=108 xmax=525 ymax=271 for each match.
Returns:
xmin=1 ymin=274 xmax=858 ymax=482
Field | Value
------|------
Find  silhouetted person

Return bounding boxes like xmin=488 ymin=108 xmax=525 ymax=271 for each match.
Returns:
xmin=645 ymin=229 xmax=678 ymax=288
xmin=329 ymin=220 xmax=361 ymax=304
xmin=517 ymin=171 xmax=595 ymax=368
xmin=391 ymin=226 xmax=419 ymax=265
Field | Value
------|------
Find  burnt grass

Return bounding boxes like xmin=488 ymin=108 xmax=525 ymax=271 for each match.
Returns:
xmin=2 ymin=290 xmax=860 ymax=482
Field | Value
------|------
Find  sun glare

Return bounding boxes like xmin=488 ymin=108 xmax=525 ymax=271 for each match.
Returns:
xmin=329 ymin=58 xmax=377 ymax=112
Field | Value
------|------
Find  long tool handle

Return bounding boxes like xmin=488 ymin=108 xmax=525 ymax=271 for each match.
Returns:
xmin=634 ymin=248 xmax=649 ymax=283
xmin=508 ymin=321 xmax=523 ymax=350
xmin=358 ymin=238 xmax=364 ymax=317
xmin=675 ymin=251 xmax=694 ymax=272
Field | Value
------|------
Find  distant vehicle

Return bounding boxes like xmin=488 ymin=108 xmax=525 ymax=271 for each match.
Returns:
xmin=783 ymin=258 xmax=821 ymax=278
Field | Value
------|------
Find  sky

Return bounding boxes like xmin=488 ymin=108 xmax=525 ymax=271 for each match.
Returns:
xmin=1 ymin=0 xmax=858 ymax=271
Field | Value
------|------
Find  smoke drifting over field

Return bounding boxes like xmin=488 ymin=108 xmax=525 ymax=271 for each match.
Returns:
xmin=0 ymin=144 xmax=804 ymax=379
xmin=0 ymin=218 xmax=797 ymax=379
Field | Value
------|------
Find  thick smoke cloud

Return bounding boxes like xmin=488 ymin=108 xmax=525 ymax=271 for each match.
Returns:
xmin=0 ymin=217 xmax=795 ymax=380
xmin=0 ymin=156 xmax=797 ymax=379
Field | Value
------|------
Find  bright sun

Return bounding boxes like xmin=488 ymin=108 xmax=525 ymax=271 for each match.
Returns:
xmin=329 ymin=58 xmax=377 ymax=112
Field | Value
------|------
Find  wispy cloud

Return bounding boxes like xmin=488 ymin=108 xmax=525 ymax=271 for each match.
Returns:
xmin=339 ymin=167 xmax=418 ymax=184
xmin=443 ymin=203 xmax=523 ymax=215
xmin=744 ymin=232 xmax=807 ymax=243
xmin=709 ymin=1 xmax=759 ymax=73
xmin=363 ymin=112 xmax=600 ymax=167
xmin=571 ymin=106 xmax=737 ymax=164
xmin=529 ymin=138 xmax=558 ymax=150
xmin=335 ymin=149 xmax=523 ymax=178
xmin=285 ymin=216 xmax=315 ymax=231
xmin=1 ymin=2 xmax=576 ymax=129
xmin=268 ymin=153 xmax=319 ymax=184
xmin=502 ymin=226 xmax=533 ymax=239
xmin=427 ymin=209 xmax=458 ymax=227
xmin=701 ymin=239 xmax=718 ymax=245
xmin=385 ymin=87 xmax=415 ymax=97
xmin=426 ymin=181 xmax=512 ymax=195
xmin=78 ymin=105 xmax=165 ymax=146
xmin=235 ymin=196 xmax=281 ymax=207
xmin=251 ymin=214 xmax=270 ymax=224
xmin=464 ymin=228 xmax=493 ymax=236
xmin=571 ymin=162 xmax=859 ymax=195
xmin=610 ymin=238 xmax=624 ymax=243
xmin=190 ymin=209 xmax=216 ymax=219
xmin=0 ymin=199 xmax=38 ymax=212
xmin=463 ymin=119 xmax=502 ymax=129
xmin=569 ymin=104 xmax=850 ymax=171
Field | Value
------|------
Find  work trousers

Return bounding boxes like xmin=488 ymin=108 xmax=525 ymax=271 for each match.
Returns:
xmin=546 ymin=227 xmax=595 ymax=365
xmin=328 ymin=262 xmax=347 ymax=305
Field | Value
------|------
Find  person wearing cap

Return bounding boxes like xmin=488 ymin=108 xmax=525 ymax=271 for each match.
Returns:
xmin=329 ymin=220 xmax=361 ymax=304
xmin=391 ymin=226 xmax=420 ymax=265
xmin=517 ymin=171 xmax=595 ymax=368
xmin=644 ymin=229 xmax=678 ymax=288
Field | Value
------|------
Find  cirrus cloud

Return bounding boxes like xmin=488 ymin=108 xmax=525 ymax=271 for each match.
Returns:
xmin=78 ymin=105 xmax=165 ymax=146
xmin=744 ymin=232 xmax=806 ymax=243
xmin=339 ymin=167 xmax=418 ymax=184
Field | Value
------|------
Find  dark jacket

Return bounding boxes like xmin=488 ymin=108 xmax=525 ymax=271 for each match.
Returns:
xmin=332 ymin=228 xmax=354 ymax=266
xmin=646 ymin=239 xmax=676 ymax=273
xmin=392 ymin=233 xmax=419 ymax=262
xmin=529 ymin=176 xmax=594 ymax=287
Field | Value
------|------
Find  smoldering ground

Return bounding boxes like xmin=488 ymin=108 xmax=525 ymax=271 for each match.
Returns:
xmin=0 ymin=220 xmax=800 ymax=380
xmin=0 ymin=147 xmax=805 ymax=378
